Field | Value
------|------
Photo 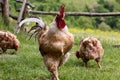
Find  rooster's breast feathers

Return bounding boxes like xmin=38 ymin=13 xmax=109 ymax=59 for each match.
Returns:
xmin=39 ymin=23 xmax=74 ymax=56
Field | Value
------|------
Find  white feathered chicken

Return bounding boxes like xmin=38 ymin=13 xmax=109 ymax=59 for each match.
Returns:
xmin=18 ymin=5 xmax=74 ymax=80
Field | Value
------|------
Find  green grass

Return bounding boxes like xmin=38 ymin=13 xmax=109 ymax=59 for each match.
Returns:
xmin=0 ymin=26 xmax=120 ymax=80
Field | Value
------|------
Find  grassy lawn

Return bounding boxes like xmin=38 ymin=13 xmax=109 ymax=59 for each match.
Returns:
xmin=0 ymin=27 xmax=120 ymax=80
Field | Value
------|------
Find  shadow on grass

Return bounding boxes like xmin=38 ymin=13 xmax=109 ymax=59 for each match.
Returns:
xmin=64 ymin=58 xmax=84 ymax=67
xmin=0 ymin=51 xmax=17 ymax=55
xmin=65 ymin=58 xmax=100 ymax=69
xmin=35 ymin=76 xmax=50 ymax=80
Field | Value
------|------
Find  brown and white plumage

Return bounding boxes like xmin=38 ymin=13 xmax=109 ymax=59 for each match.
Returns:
xmin=18 ymin=5 xmax=74 ymax=80
xmin=76 ymin=36 xmax=104 ymax=68
xmin=0 ymin=30 xmax=19 ymax=53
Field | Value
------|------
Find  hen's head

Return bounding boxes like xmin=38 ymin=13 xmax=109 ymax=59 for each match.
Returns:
xmin=13 ymin=39 xmax=19 ymax=51
xmin=75 ymin=50 xmax=81 ymax=59
xmin=55 ymin=5 xmax=66 ymax=29
xmin=14 ymin=44 xmax=19 ymax=51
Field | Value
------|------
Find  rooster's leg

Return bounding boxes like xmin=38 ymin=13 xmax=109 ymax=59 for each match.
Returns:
xmin=59 ymin=52 xmax=70 ymax=67
xmin=50 ymin=69 xmax=59 ymax=80
xmin=43 ymin=57 xmax=59 ymax=80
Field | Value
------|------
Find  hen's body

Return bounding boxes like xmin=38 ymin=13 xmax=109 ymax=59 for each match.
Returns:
xmin=76 ymin=37 xmax=104 ymax=68
xmin=0 ymin=30 xmax=19 ymax=53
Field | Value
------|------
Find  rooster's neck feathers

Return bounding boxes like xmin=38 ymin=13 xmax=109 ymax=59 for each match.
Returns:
xmin=48 ymin=21 xmax=68 ymax=34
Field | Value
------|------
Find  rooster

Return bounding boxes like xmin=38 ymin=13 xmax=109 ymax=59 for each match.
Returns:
xmin=0 ymin=30 xmax=19 ymax=54
xmin=18 ymin=5 xmax=74 ymax=80
xmin=75 ymin=37 xmax=104 ymax=68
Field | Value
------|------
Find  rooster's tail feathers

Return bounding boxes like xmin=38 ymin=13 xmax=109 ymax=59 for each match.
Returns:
xmin=18 ymin=18 xmax=45 ymax=28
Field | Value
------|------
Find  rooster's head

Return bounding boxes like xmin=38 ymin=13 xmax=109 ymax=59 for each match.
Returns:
xmin=55 ymin=5 xmax=66 ymax=29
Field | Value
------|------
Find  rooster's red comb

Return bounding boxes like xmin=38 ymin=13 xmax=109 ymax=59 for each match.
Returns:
xmin=59 ymin=5 xmax=65 ymax=17
xmin=55 ymin=5 xmax=66 ymax=29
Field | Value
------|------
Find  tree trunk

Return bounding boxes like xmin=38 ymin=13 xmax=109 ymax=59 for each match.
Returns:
xmin=2 ymin=0 xmax=9 ymax=26
xmin=16 ymin=0 xmax=28 ymax=32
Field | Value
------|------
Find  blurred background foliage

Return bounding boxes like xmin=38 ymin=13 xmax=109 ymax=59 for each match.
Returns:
xmin=8 ymin=0 xmax=120 ymax=31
